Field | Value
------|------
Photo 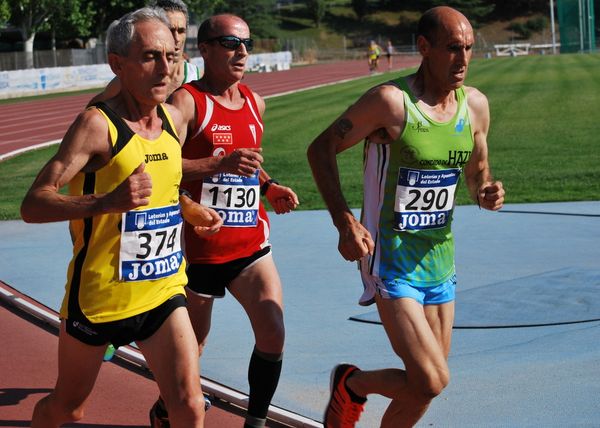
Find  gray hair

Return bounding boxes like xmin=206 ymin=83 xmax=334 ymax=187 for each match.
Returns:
xmin=107 ymin=7 xmax=170 ymax=56
xmin=151 ymin=0 xmax=188 ymax=23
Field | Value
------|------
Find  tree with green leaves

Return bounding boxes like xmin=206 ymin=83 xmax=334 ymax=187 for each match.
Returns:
xmin=88 ymin=0 xmax=145 ymax=40
xmin=8 ymin=0 xmax=52 ymax=53
xmin=45 ymin=0 xmax=95 ymax=48
xmin=185 ymin=0 xmax=228 ymax=23
xmin=492 ymin=0 xmax=548 ymax=19
xmin=426 ymin=0 xmax=494 ymax=25
xmin=7 ymin=0 xmax=108 ymax=53
xmin=0 ymin=0 xmax=9 ymax=27
xmin=352 ymin=0 xmax=369 ymax=21
xmin=214 ymin=0 xmax=278 ymax=37
xmin=306 ymin=0 xmax=327 ymax=28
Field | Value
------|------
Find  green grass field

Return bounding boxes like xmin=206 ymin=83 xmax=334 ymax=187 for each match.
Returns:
xmin=1 ymin=53 xmax=599 ymax=220
xmin=261 ymin=53 xmax=600 ymax=209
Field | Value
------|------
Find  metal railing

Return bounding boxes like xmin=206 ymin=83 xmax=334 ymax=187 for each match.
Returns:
xmin=3 ymin=37 xmax=594 ymax=72
xmin=0 ymin=47 xmax=107 ymax=71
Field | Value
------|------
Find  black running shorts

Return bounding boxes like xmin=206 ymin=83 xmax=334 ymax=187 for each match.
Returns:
xmin=65 ymin=294 xmax=186 ymax=347
xmin=186 ymin=246 xmax=271 ymax=298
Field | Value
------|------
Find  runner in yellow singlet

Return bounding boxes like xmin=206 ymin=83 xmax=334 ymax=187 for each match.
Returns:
xmin=22 ymin=8 xmax=221 ymax=428
xmin=367 ymin=40 xmax=381 ymax=73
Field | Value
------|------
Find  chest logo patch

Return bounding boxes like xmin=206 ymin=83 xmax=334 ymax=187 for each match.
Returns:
xmin=213 ymin=133 xmax=233 ymax=145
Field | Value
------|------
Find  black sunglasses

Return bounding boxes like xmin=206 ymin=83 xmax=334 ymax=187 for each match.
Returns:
xmin=204 ymin=35 xmax=254 ymax=52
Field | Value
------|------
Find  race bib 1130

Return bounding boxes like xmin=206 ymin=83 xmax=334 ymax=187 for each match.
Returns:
xmin=200 ymin=171 xmax=260 ymax=227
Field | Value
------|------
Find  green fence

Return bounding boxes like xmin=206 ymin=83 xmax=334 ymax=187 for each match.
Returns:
xmin=557 ymin=0 xmax=596 ymax=52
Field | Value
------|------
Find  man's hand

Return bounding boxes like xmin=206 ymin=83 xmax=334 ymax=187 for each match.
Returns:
xmin=478 ymin=181 xmax=505 ymax=211
xmin=179 ymin=193 xmax=223 ymax=236
xmin=265 ymin=183 xmax=299 ymax=214
xmin=337 ymin=216 xmax=375 ymax=262
xmin=105 ymin=163 xmax=152 ymax=213
xmin=220 ymin=148 xmax=263 ymax=177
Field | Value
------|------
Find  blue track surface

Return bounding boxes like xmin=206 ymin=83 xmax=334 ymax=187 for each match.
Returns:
xmin=2 ymin=201 xmax=599 ymax=427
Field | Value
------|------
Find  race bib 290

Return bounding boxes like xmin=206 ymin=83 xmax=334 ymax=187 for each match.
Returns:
xmin=394 ymin=168 xmax=460 ymax=231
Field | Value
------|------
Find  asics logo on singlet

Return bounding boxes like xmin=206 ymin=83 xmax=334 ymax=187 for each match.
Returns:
xmin=145 ymin=153 xmax=169 ymax=163
xmin=211 ymin=124 xmax=231 ymax=131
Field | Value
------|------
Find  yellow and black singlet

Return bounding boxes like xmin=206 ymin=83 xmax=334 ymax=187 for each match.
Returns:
xmin=61 ymin=102 xmax=187 ymax=323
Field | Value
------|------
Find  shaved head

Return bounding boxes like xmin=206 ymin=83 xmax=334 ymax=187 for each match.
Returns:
xmin=197 ymin=14 xmax=247 ymax=41
xmin=417 ymin=6 xmax=472 ymax=45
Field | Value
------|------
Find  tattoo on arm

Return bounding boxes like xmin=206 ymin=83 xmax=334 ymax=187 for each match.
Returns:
xmin=333 ymin=118 xmax=353 ymax=139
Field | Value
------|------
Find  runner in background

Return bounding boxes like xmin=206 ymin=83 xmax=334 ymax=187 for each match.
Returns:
xmin=385 ymin=39 xmax=394 ymax=70
xmin=367 ymin=40 xmax=381 ymax=73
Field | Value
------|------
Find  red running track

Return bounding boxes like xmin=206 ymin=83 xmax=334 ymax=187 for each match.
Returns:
xmin=0 ymin=58 xmax=420 ymax=157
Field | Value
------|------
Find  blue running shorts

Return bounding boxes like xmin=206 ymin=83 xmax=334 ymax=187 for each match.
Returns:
xmin=381 ymin=274 xmax=456 ymax=305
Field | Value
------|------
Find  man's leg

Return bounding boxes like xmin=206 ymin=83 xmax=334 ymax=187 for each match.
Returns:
xmin=32 ymin=321 xmax=105 ymax=428
xmin=424 ymin=301 xmax=454 ymax=358
xmin=148 ymin=293 xmax=213 ymax=427
xmin=138 ymin=306 xmax=205 ymax=428
xmin=229 ymin=254 xmax=285 ymax=428
xmin=345 ymin=296 xmax=454 ymax=428
xmin=186 ymin=291 xmax=215 ymax=357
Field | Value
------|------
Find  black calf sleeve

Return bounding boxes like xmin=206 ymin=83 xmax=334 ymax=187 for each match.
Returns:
xmin=247 ymin=348 xmax=283 ymax=419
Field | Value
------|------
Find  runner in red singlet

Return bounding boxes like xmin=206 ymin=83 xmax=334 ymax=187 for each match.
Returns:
xmin=150 ymin=13 xmax=299 ymax=428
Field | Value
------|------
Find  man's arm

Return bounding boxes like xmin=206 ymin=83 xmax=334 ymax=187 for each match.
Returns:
xmin=162 ymin=102 xmax=223 ymax=235
xmin=463 ymin=87 xmax=505 ymax=211
xmin=168 ymin=88 xmax=264 ymax=181
xmin=179 ymin=192 xmax=223 ymax=236
xmin=258 ymin=168 xmax=299 ymax=214
xmin=168 ymin=88 xmax=195 ymax=146
xmin=169 ymin=88 xmax=218 ymax=179
xmin=183 ymin=148 xmax=263 ymax=180
xmin=87 ymin=77 xmax=121 ymax=107
xmin=21 ymin=109 xmax=152 ymax=223
xmin=307 ymin=84 xmax=403 ymax=261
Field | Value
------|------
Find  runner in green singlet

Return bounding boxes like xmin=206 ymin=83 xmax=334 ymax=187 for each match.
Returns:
xmin=308 ymin=6 xmax=505 ymax=428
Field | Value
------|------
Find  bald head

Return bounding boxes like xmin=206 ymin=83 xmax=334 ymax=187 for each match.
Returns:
xmin=417 ymin=6 xmax=472 ymax=46
xmin=197 ymin=14 xmax=248 ymax=42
